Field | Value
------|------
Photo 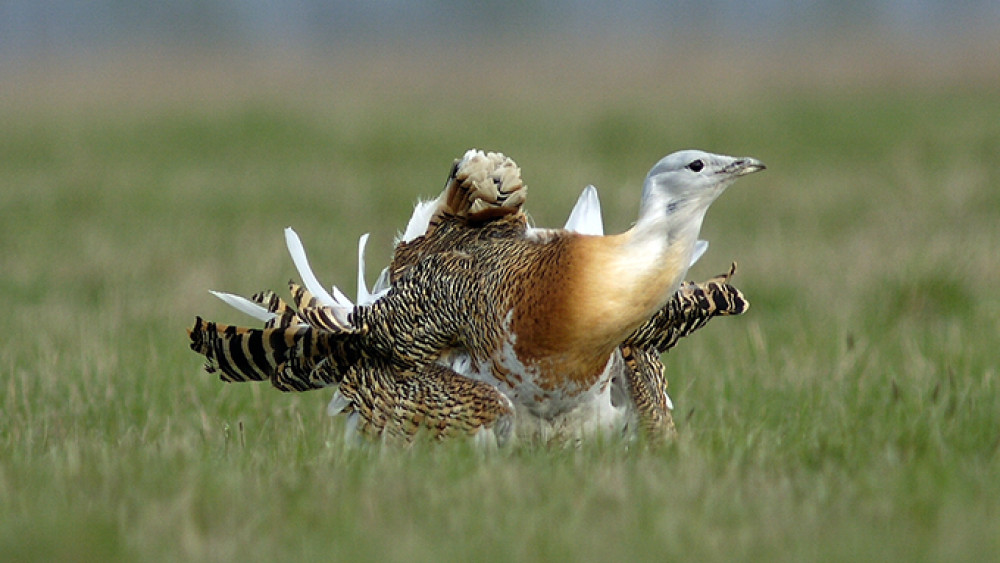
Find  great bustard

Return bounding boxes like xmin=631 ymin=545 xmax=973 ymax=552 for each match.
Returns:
xmin=188 ymin=150 xmax=759 ymax=444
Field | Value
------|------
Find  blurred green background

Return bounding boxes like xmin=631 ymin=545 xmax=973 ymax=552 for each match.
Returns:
xmin=2 ymin=3 xmax=999 ymax=561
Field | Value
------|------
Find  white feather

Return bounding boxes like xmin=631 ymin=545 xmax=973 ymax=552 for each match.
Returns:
xmin=284 ymin=227 xmax=350 ymax=308
xmin=355 ymin=233 xmax=391 ymax=305
xmin=690 ymin=240 xmax=709 ymax=267
xmin=331 ymin=285 xmax=352 ymax=307
xmin=342 ymin=411 xmax=361 ymax=446
xmin=372 ymin=267 xmax=391 ymax=294
xmin=356 ymin=233 xmax=372 ymax=305
xmin=209 ymin=290 xmax=277 ymax=322
xmin=400 ymin=198 xmax=440 ymax=243
xmin=327 ymin=390 xmax=350 ymax=416
xmin=564 ymin=185 xmax=604 ymax=235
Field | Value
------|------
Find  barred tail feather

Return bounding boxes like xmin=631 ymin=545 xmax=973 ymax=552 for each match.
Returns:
xmin=250 ymin=290 xmax=304 ymax=329
xmin=289 ymin=281 xmax=354 ymax=333
xmin=445 ymin=149 xmax=525 ymax=223
xmin=401 ymin=150 xmax=527 ymax=247
xmin=187 ymin=317 xmax=362 ymax=392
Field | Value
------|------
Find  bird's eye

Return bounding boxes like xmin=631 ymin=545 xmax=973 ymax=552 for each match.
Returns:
xmin=686 ymin=159 xmax=705 ymax=172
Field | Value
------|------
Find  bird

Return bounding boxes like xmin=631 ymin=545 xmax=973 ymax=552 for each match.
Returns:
xmin=188 ymin=149 xmax=761 ymax=444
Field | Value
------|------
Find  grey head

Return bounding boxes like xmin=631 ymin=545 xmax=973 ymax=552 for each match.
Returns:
xmin=640 ymin=150 xmax=765 ymax=216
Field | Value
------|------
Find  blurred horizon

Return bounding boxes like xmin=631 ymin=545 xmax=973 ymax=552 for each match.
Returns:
xmin=3 ymin=1 xmax=999 ymax=113
xmin=3 ymin=0 xmax=1000 ymax=58
xmin=0 ymin=4 xmax=1000 ymax=113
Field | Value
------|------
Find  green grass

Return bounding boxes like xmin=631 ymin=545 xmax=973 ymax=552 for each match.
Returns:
xmin=2 ymin=57 xmax=1000 ymax=561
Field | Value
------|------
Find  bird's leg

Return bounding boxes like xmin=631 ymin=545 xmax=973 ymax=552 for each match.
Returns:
xmin=619 ymin=344 xmax=677 ymax=442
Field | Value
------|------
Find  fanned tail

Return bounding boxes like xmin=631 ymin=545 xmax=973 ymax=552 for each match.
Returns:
xmin=441 ymin=149 xmax=525 ymax=223
xmin=401 ymin=150 xmax=526 ymax=245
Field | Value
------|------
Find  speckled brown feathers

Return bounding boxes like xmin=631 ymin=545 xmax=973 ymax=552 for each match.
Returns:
xmin=337 ymin=361 xmax=513 ymax=443
xmin=187 ymin=149 xmax=751 ymax=444
xmin=189 ymin=285 xmax=516 ymax=441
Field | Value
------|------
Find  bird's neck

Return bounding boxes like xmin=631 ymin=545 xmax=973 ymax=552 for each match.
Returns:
xmin=627 ymin=192 xmax=709 ymax=281
xmin=560 ymin=196 xmax=710 ymax=353
xmin=510 ymin=201 xmax=711 ymax=388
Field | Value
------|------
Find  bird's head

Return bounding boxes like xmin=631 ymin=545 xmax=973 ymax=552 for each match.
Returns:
xmin=640 ymin=150 xmax=765 ymax=217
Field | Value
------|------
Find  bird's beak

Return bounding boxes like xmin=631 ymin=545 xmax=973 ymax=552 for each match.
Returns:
xmin=727 ymin=157 xmax=766 ymax=177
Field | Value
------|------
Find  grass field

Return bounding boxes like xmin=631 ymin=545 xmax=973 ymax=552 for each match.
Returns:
xmin=2 ymin=45 xmax=999 ymax=561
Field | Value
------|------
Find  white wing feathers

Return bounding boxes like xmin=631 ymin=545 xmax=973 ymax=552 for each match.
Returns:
xmin=356 ymin=233 xmax=390 ymax=305
xmin=356 ymin=233 xmax=373 ymax=305
xmin=690 ymin=240 xmax=709 ymax=267
xmin=564 ymin=185 xmax=604 ymax=235
xmin=400 ymin=198 xmax=439 ymax=243
xmin=209 ymin=290 xmax=277 ymax=323
xmin=284 ymin=227 xmax=351 ymax=309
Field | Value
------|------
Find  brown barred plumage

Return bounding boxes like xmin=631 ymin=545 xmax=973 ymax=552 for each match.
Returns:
xmin=188 ymin=148 xmax=758 ymax=444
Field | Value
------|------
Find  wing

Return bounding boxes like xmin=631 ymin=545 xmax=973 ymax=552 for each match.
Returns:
xmin=625 ymin=262 xmax=748 ymax=353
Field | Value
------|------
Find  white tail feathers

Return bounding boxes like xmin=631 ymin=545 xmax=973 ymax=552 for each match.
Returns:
xmin=372 ymin=267 xmax=391 ymax=295
xmin=284 ymin=227 xmax=353 ymax=327
xmin=401 ymin=149 xmax=526 ymax=246
xmin=214 ymin=228 xmax=384 ymax=325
